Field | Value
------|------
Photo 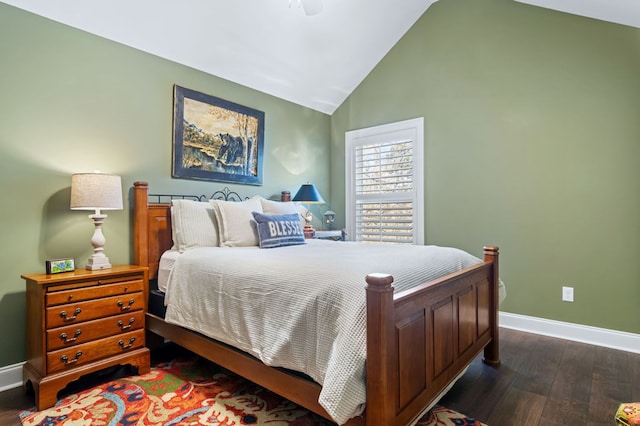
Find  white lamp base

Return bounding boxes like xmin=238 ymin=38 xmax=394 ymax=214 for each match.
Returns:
xmin=86 ymin=213 xmax=112 ymax=270
xmin=86 ymin=255 xmax=112 ymax=270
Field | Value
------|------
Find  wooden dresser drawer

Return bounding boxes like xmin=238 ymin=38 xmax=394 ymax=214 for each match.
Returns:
xmin=46 ymin=278 xmax=144 ymax=307
xmin=47 ymin=329 xmax=145 ymax=374
xmin=46 ymin=311 xmax=145 ymax=351
xmin=46 ymin=292 xmax=144 ymax=328
xmin=23 ymin=265 xmax=150 ymax=411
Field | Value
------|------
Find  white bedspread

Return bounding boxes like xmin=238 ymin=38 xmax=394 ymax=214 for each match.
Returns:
xmin=163 ymin=240 xmax=505 ymax=424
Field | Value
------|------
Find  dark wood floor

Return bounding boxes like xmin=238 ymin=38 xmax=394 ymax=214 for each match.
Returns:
xmin=2 ymin=328 xmax=638 ymax=425
xmin=439 ymin=328 xmax=640 ymax=425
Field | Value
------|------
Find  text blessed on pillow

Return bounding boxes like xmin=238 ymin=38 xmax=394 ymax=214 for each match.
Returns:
xmin=252 ymin=212 xmax=306 ymax=248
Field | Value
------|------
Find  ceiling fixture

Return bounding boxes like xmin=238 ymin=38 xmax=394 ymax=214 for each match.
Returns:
xmin=289 ymin=0 xmax=323 ymax=16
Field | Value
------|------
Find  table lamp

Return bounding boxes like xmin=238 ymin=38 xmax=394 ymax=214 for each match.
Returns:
xmin=70 ymin=172 xmax=123 ymax=270
xmin=292 ymin=183 xmax=325 ymax=238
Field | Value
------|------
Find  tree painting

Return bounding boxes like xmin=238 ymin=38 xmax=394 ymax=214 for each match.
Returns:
xmin=172 ymin=86 xmax=264 ymax=185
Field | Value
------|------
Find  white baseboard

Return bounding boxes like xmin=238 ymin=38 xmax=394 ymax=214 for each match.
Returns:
xmin=0 ymin=361 xmax=24 ymax=392
xmin=500 ymin=311 xmax=640 ymax=354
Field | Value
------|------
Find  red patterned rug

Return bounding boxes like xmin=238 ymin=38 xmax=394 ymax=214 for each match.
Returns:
xmin=20 ymin=357 xmax=485 ymax=425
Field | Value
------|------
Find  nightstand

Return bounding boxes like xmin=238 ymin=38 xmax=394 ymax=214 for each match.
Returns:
xmin=314 ymin=230 xmax=345 ymax=241
xmin=22 ymin=265 xmax=151 ymax=410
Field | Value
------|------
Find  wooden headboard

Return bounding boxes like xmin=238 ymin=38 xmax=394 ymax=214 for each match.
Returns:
xmin=133 ymin=182 xmax=172 ymax=280
xmin=132 ymin=181 xmax=248 ymax=280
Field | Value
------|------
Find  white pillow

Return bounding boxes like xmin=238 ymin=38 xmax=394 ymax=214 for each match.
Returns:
xmin=210 ymin=197 xmax=263 ymax=247
xmin=171 ymin=199 xmax=219 ymax=252
xmin=170 ymin=206 xmax=177 ymax=250
xmin=258 ymin=196 xmax=299 ymax=215
xmin=258 ymin=196 xmax=305 ymax=227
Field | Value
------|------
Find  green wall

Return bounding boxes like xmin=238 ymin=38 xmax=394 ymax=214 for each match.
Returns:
xmin=1 ymin=0 xmax=638 ymax=370
xmin=0 ymin=4 xmax=330 ymax=366
xmin=332 ymin=0 xmax=640 ymax=334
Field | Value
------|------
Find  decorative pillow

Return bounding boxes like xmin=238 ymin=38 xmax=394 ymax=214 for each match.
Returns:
xmin=171 ymin=199 xmax=219 ymax=252
xmin=258 ymin=196 xmax=305 ymax=227
xmin=169 ymin=206 xmax=177 ymax=250
xmin=252 ymin=212 xmax=306 ymax=249
xmin=210 ymin=197 xmax=263 ymax=247
xmin=616 ymin=403 xmax=640 ymax=425
xmin=259 ymin=196 xmax=297 ymax=215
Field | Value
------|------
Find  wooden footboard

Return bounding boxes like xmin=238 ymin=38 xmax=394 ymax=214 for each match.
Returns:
xmin=132 ymin=182 xmax=500 ymax=426
xmin=365 ymin=247 xmax=499 ymax=426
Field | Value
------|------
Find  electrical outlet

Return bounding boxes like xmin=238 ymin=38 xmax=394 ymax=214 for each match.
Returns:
xmin=562 ymin=286 xmax=574 ymax=302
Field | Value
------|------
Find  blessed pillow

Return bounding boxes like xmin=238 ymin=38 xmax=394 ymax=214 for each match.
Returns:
xmin=252 ymin=212 xmax=305 ymax=249
xmin=171 ymin=199 xmax=219 ymax=252
xmin=210 ymin=197 xmax=263 ymax=247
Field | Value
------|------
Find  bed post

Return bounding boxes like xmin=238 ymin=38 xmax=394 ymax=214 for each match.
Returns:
xmin=482 ymin=246 xmax=500 ymax=367
xmin=365 ymin=273 xmax=396 ymax=426
xmin=133 ymin=181 xmax=149 ymax=269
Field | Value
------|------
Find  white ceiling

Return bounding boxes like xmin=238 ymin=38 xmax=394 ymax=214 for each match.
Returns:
xmin=515 ymin=0 xmax=640 ymax=30
xmin=3 ymin=0 xmax=639 ymax=114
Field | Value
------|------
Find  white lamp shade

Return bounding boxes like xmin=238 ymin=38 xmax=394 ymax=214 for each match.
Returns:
xmin=70 ymin=173 xmax=123 ymax=211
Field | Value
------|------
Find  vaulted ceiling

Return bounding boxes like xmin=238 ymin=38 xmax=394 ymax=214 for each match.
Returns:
xmin=3 ymin=0 xmax=638 ymax=114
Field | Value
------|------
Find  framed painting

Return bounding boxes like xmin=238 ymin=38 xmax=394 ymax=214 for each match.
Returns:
xmin=172 ymin=85 xmax=265 ymax=185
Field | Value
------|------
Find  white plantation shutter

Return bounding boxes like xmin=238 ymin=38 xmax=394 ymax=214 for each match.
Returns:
xmin=346 ymin=118 xmax=424 ymax=244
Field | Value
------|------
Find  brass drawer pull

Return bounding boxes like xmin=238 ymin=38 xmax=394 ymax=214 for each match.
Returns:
xmin=117 ymin=318 xmax=135 ymax=330
xmin=59 ymin=308 xmax=81 ymax=321
xmin=119 ymin=337 xmax=135 ymax=349
xmin=117 ymin=299 xmax=135 ymax=311
xmin=61 ymin=351 xmax=83 ymax=364
xmin=60 ymin=329 xmax=82 ymax=343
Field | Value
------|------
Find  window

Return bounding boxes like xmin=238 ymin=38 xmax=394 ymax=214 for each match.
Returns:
xmin=345 ymin=118 xmax=424 ymax=244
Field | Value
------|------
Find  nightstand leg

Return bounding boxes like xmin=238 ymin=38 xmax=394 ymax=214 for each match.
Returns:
xmin=23 ymin=349 xmax=150 ymax=410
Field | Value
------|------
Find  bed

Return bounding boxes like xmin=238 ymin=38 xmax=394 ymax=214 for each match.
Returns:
xmin=132 ymin=181 xmax=502 ymax=426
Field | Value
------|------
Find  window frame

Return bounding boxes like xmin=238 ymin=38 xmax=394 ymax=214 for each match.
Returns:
xmin=345 ymin=117 xmax=424 ymax=244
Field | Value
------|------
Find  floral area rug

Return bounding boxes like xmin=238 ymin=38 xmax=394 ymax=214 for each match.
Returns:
xmin=20 ymin=356 xmax=486 ymax=425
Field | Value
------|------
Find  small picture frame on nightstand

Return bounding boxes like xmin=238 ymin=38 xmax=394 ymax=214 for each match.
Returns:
xmin=45 ymin=258 xmax=75 ymax=274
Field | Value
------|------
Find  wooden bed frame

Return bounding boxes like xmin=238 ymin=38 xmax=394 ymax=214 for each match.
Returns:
xmin=132 ymin=181 xmax=500 ymax=426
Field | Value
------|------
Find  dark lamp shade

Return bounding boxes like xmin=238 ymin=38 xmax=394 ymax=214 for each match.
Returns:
xmin=292 ymin=183 xmax=324 ymax=204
